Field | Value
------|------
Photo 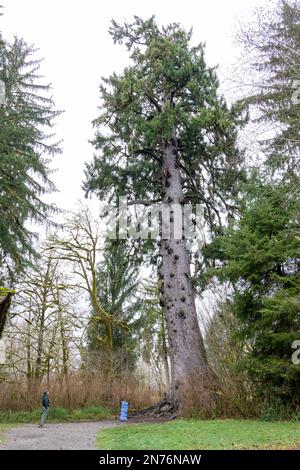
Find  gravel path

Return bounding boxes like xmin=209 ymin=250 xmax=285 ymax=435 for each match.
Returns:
xmin=1 ymin=421 xmax=117 ymax=450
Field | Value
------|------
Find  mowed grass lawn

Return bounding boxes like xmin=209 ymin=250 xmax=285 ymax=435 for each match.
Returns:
xmin=97 ymin=419 xmax=300 ymax=450
xmin=0 ymin=424 xmax=13 ymax=446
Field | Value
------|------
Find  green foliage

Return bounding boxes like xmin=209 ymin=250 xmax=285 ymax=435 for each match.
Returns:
xmin=84 ymin=17 xmax=245 ymax=233
xmin=209 ymin=177 xmax=300 ymax=408
xmin=0 ymin=32 xmax=61 ymax=280
xmin=222 ymin=2 xmax=300 ymax=412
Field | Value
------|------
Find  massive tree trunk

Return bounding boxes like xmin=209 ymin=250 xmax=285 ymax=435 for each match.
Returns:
xmin=159 ymin=124 xmax=208 ymax=408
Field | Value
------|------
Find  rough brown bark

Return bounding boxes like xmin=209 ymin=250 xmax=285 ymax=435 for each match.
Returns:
xmin=159 ymin=125 xmax=208 ymax=408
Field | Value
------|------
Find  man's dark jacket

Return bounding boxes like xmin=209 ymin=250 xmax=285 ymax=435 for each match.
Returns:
xmin=42 ymin=394 xmax=50 ymax=409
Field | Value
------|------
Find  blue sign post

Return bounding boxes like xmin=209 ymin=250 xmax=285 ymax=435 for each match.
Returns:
xmin=119 ymin=400 xmax=129 ymax=421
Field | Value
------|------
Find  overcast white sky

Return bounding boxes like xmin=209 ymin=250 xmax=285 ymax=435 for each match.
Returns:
xmin=1 ymin=0 xmax=268 ymax=212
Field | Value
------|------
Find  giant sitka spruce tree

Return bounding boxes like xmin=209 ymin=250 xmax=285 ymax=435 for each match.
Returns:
xmin=84 ymin=17 xmax=244 ymax=406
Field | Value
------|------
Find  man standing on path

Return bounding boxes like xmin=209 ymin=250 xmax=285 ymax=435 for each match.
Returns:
xmin=39 ymin=391 xmax=50 ymax=428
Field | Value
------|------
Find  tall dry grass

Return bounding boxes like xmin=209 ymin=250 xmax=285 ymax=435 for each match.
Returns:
xmin=0 ymin=371 xmax=160 ymax=411
xmin=180 ymin=371 xmax=258 ymax=419
xmin=179 ymin=299 xmax=259 ymax=419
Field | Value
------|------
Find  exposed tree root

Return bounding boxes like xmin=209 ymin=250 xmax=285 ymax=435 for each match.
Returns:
xmin=129 ymin=397 xmax=179 ymax=421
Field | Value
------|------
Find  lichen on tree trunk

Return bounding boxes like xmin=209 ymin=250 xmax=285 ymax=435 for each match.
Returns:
xmin=0 ymin=291 xmax=13 ymax=339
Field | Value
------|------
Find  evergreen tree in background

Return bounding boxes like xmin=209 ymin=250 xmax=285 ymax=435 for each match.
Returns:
xmin=209 ymin=178 xmax=300 ymax=413
xmin=213 ymin=0 xmax=300 ymax=414
xmin=84 ymin=17 xmax=245 ymax=407
xmin=241 ymin=0 xmax=300 ymax=178
xmin=86 ymin=240 xmax=141 ymax=372
xmin=138 ymin=278 xmax=170 ymax=391
xmin=0 ymin=20 xmax=61 ymax=281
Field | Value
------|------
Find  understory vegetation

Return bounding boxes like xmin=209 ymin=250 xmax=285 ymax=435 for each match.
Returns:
xmin=0 ymin=406 xmax=114 ymax=424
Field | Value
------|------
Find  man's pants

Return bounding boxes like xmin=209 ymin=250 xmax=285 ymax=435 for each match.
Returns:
xmin=40 ymin=407 xmax=49 ymax=426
